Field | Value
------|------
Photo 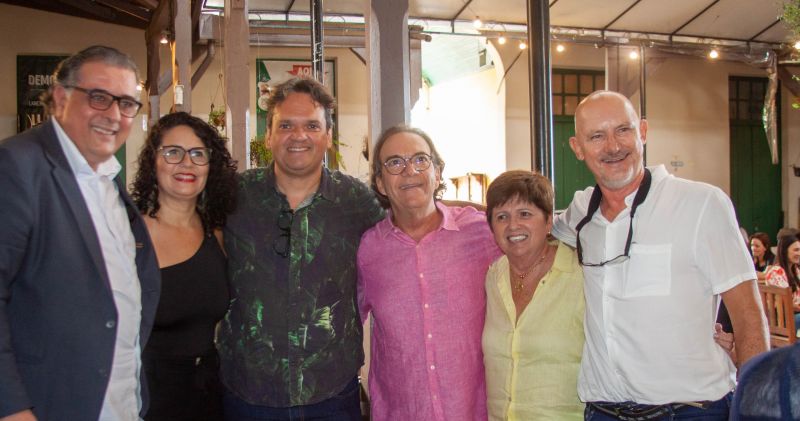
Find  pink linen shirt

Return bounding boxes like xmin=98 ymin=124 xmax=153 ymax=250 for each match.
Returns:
xmin=357 ymin=203 xmax=501 ymax=421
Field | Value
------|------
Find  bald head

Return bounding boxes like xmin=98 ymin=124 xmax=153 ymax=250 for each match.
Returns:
xmin=568 ymin=90 xmax=647 ymax=192
xmin=574 ymin=91 xmax=640 ymax=133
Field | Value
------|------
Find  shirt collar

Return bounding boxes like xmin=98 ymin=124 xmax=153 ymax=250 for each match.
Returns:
xmin=376 ymin=201 xmax=457 ymax=238
xmin=52 ymin=118 xmax=121 ymax=179
xmin=266 ymin=162 xmax=336 ymax=203
xmin=622 ymin=164 xmax=668 ymax=206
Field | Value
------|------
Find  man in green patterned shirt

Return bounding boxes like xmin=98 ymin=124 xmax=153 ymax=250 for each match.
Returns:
xmin=218 ymin=77 xmax=384 ymax=420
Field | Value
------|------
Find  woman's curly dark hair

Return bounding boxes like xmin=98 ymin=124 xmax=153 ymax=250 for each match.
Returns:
xmin=131 ymin=112 xmax=237 ymax=232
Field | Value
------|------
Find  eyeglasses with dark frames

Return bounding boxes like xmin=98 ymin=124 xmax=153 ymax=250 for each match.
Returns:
xmin=64 ymin=85 xmax=143 ymax=118
xmin=273 ymin=209 xmax=294 ymax=258
xmin=576 ymin=169 xmax=652 ymax=267
xmin=382 ymin=153 xmax=433 ymax=175
xmin=157 ymin=145 xmax=212 ymax=166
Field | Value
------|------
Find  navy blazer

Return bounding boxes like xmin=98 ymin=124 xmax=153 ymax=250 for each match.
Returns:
xmin=0 ymin=120 xmax=160 ymax=420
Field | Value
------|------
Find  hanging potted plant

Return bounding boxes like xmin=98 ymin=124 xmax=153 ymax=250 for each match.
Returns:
xmin=208 ymin=104 xmax=226 ymax=133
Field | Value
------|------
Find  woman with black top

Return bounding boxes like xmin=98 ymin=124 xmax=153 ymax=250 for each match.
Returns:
xmin=750 ymin=232 xmax=775 ymax=274
xmin=132 ymin=112 xmax=237 ymax=421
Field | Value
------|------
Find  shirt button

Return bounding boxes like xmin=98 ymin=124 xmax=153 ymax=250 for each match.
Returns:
xmin=105 ymin=320 xmax=115 ymax=329
xmin=419 ymin=273 xmax=424 ymax=279
xmin=433 ymin=395 xmax=438 ymax=400
xmin=430 ymin=364 xmax=435 ymax=370
xmin=427 ymin=333 xmax=432 ymax=339
xmin=424 ymin=303 xmax=429 ymax=309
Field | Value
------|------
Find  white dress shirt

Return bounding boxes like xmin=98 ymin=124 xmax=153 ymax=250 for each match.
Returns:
xmin=553 ymin=165 xmax=756 ymax=404
xmin=53 ymin=119 xmax=143 ymax=420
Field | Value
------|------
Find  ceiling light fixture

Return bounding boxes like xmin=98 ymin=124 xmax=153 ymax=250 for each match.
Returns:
xmin=519 ymin=41 xmax=527 ymax=50
xmin=628 ymin=50 xmax=639 ymax=60
xmin=473 ymin=17 xmax=482 ymax=29
xmin=556 ymin=43 xmax=565 ymax=53
xmin=709 ymin=49 xmax=719 ymax=59
xmin=498 ymin=36 xmax=506 ymax=45
xmin=159 ymin=30 xmax=170 ymax=45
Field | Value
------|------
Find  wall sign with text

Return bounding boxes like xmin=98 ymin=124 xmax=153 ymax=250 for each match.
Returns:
xmin=17 ymin=55 xmax=68 ymax=133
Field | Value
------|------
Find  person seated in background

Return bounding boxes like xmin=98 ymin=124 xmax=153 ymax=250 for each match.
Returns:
xmin=482 ymin=170 xmax=584 ymax=420
xmin=750 ymin=232 xmax=775 ymax=280
xmin=730 ymin=343 xmax=800 ymax=420
xmin=131 ymin=112 xmax=237 ymax=420
xmin=764 ymin=232 xmax=800 ymax=336
xmin=357 ymin=125 xmax=501 ymax=421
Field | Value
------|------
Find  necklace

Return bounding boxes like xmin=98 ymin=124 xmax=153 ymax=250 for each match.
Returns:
xmin=512 ymin=246 xmax=550 ymax=293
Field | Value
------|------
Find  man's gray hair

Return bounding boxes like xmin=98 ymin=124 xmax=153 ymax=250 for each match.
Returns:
xmin=41 ymin=45 xmax=140 ymax=115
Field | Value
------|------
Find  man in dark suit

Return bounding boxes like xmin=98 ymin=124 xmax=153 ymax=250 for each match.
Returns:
xmin=0 ymin=45 xmax=160 ymax=421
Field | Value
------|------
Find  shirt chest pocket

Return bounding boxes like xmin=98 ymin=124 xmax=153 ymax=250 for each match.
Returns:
xmin=622 ymin=243 xmax=672 ymax=298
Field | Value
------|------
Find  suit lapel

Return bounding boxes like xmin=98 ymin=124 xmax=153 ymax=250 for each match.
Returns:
xmin=40 ymin=121 xmax=112 ymax=291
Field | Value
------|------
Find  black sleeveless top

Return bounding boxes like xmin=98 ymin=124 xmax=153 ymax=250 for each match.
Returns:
xmin=145 ymin=234 xmax=229 ymax=356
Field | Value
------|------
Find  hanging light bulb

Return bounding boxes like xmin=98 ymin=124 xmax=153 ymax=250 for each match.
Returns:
xmin=519 ymin=41 xmax=527 ymax=50
xmin=159 ymin=30 xmax=169 ymax=45
xmin=556 ymin=43 xmax=565 ymax=53
xmin=473 ymin=17 xmax=482 ymax=29
xmin=628 ymin=50 xmax=639 ymax=60
xmin=709 ymin=49 xmax=719 ymax=59
xmin=498 ymin=35 xmax=507 ymax=45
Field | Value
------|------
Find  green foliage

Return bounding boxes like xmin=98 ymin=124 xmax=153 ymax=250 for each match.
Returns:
xmin=249 ymin=137 xmax=272 ymax=168
xmin=784 ymin=0 xmax=800 ymax=37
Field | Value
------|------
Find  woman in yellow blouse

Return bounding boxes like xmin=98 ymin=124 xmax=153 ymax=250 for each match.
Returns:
xmin=482 ymin=170 xmax=584 ymax=420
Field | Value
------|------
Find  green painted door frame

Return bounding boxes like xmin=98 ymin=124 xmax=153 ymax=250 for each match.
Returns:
xmin=729 ymin=76 xmax=782 ymax=242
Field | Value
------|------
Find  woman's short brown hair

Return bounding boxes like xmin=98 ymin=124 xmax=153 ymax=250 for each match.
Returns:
xmin=486 ymin=170 xmax=554 ymax=230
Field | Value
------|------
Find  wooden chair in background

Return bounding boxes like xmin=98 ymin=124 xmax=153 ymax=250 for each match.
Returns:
xmin=757 ymin=284 xmax=797 ymax=348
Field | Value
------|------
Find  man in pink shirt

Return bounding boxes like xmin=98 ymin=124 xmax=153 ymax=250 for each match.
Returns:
xmin=357 ymin=125 xmax=501 ymax=421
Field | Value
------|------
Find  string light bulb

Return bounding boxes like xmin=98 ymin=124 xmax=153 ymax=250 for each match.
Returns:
xmin=159 ymin=30 xmax=169 ymax=45
xmin=473 ymin=17 xmax=482 ymax=29
xmin=498 ymin=36 xmax=506 ymax=45
xmin=628 ymin=50 xmax=639 ymax=60
xmin=556 ymin=43 xmax=565 ymax=53
xmin=519 ymin=41 xmax=527 ymax=50
xmin=709 ymin=49 xmax=719 ymax=59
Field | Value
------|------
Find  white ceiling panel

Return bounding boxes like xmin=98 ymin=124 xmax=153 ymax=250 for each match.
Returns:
xmin=608 ymin=0 xmax=713 ymax=35
xmin=680 ymin=0 xmax=784 ymax=41
xmin=549 ymin=0 xmax=638 ymax=29
xmin=205 ymin=0 xmax=794 ymax=45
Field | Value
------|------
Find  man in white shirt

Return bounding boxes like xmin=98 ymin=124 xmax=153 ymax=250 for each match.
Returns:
xmin=552 ymin=90 xmax=768 ymax=420
xmin=0 ymin=45 xmax=160 ymax=421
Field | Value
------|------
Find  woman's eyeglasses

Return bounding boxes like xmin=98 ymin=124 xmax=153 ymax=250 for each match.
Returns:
xmin=157 ymin=145 xmax=212 ymax=166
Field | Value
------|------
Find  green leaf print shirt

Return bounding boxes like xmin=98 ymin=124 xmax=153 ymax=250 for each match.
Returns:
xmin=218 ymin=164 xmax=385 ymax=407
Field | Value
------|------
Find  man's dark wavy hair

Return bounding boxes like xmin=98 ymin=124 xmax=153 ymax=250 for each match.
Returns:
xmin=131 ymin=112 xmax=237 ymax=232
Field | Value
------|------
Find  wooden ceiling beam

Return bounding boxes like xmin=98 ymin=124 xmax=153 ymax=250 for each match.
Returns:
xmin=96 ymin=0 xmax=151 ymax=21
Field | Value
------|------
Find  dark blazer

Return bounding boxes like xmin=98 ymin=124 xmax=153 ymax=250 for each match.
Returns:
xmin=0 ymin=120 xmax=160 ymax=420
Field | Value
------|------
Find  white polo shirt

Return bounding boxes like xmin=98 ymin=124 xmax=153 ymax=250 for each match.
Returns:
xmin=553 ymin=165 xmax=755 ymax=405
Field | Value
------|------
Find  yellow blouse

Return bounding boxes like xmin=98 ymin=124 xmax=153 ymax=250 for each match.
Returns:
xmin=482 ymin=240 xmax=585 ymax=421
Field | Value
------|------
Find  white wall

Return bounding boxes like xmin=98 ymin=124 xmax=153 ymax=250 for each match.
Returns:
xmin=411 ymin=67 xmax=506 ymax=199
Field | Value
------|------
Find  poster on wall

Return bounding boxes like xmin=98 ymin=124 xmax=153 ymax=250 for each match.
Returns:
xmin=17 ymin=55 xmax=68 ymax=133
xmin=255 ymin=59 xmax=336 ymax=141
